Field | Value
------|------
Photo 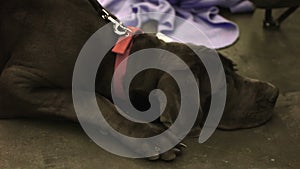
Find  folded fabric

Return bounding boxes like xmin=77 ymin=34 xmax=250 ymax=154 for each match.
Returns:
xmin=99 ymin=0 xmax=254 ymax=49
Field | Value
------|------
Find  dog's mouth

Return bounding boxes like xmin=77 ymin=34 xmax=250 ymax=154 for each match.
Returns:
xmin=217 ymin=76 xmax=280 ymax=130
xmin=247 ymin=87 xmax=279 ymax=126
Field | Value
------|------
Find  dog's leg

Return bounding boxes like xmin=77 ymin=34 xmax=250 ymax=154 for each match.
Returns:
xmin=0 ymin=66 xmax=77 ymax=120
xmin=157 ymin=72 xmax=203 ymax=138
xmin=0 ymin=66 xmax=183 ymax=161
xmin=96 ymin=94 xmax=186 ymax=161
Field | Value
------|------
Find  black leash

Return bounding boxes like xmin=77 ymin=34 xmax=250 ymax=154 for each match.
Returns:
xmin=87 ymin=0 xmax=131 ymax=35
xmin=87 ymin=0 xmax=116 ymax=21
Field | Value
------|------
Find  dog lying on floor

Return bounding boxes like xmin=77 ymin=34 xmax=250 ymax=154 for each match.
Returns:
xmin=0 ymin=0 xmax=279 ymax=161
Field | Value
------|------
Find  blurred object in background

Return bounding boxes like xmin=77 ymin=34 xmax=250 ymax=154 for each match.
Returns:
xmin=250 ymin=0 xmax=300 ymax=30
xmin=99 ymin=0 xmax=255 ymax=49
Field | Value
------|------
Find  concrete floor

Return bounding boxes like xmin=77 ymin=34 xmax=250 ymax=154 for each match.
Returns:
xmin=0 ymin=8 xmax=299 ymax=169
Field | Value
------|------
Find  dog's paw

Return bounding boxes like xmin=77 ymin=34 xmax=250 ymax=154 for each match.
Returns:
xmin=148 ymin=143 xmax=187 ymax=161
xmin=125 ymin=124 xmax=187 ymax=161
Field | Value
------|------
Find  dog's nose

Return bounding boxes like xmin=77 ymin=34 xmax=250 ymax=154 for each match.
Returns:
xmin=268 ymin=87 xmax=279 ymax=104
xmin=260 ymin=81 xmax=279 ymax=105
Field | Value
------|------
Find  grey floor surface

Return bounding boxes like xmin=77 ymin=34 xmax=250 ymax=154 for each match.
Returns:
xmin=0 ymin=8 xmax=299 ymax=169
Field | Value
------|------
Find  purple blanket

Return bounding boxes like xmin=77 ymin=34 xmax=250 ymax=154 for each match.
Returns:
xmin=98 ymin=0 xmax=254 ymax=49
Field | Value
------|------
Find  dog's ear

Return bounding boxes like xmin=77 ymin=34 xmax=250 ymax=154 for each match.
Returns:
xmin=159 ymin=53 xmax=190 ymax=72
xmin=160 ymin=42 xmax=202 ymax=72
xmin=218 ymin=53 xmax=238 ymax=72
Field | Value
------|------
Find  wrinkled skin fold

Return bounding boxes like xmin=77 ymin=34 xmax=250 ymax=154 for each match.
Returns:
xmin=0 ymin=0 xmax=279 ymax=161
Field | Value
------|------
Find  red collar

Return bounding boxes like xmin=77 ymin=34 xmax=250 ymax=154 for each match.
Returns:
xmin=112 ymin=26 xmax=143 ymax=99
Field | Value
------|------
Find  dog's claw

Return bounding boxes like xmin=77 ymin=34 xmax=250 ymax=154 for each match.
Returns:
xmin=173 ymin=148 xmax=182 ymax=156
xmin=179 ymin=143 xmax=187 ymax=149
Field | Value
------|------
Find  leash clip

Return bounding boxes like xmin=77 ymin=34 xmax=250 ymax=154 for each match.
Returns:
xmin=101 ymin=9 xmax=132 ymax=36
